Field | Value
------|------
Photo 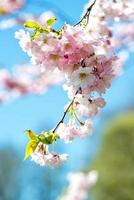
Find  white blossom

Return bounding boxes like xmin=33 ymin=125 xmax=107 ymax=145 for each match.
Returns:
xmin=31 ymin=143 xmax=68 ymax=167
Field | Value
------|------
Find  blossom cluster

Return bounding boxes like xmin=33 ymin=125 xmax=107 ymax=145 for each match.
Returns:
xmin=113 ymin=20 xmax=134 ymax=52
xmin=86 ymin=0 xmax=134 ymax=53
xmin=58 ymin=170 xmax=98 ymax=200
xmin=15 ymin=0 xmax=133 ymax=166
xmin=0 ymin=64 xmax=63 ymax=103
xmin=0 ymin=11 xmax=55 ymax=30
xmin=31 ymin=143 xmax=68 ymax=167
xmin=0 ymin=0 xmax=24 ymax=15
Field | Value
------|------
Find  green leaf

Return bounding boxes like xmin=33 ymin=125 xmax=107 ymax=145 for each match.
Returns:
xmin=46 ymin=131 xmax=60 ymax=143
xmin=54 ymin=133 xmax=60 ymax=140
xmin=25 ymin=129 xmax=38 ymax=141
xmin=46 ymin=18 xmax=56 ymax=26
xmin=38 ymin=132 xmax=46 ymax=143
xmin=24 ymin=21 xmax=39 ymax=29
xmin=24 ymin=140 xmax=39 ymax=160
xmin=45 ymin=134 xmax=54 ymax=144
xmin=69 ymin=106 xmax=75 ymax=119
xmin=38 ymin=131 xmax=60 ymax=144
xmin=31 ymin=30 xmax=41 ymax=40
xmin=38 ymin=132 xmax=53 ymax=144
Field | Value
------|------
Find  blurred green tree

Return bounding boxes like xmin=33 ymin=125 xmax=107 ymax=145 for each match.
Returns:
xmin=0 ymin=148 xmax=20 ymax=200
xmin=89 ymin=112 xmax=134 ymax=200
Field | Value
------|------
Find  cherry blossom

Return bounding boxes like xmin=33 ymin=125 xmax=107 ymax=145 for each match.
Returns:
xmin=31 ymin=143 xmax=68 ymax=167
xmin=0 ymin=11 xmax=55 ymax=30
xmin=58 ymin=170 xmax=98 ymax=200
xmin=0 ymin=0 xmax=24 ymax=15
xmin=0 ymin=64 xmax=64 ymax=103
xmin=15 ymin=24 xmax=96 ymax=74
xmin=73 ymin=94 xmax=106 ymax=118
xmin=13 ymin=0 xmax=134 ymax=166
xmin=57 ymin=118 xmax=93 ymax=143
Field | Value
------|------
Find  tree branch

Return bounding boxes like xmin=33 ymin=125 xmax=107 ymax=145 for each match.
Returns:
xmin=52 ymin=97 xmax=75 ymax=133
xmin=74 ymin=0 xmax=96 ymax=26
xmin=52 ymin=88 xmax=82 ymax=133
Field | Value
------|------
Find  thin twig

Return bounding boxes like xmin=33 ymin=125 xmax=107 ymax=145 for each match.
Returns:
xmin=52 ymin=89 xmax=81 ymax=133
xmin=52 ymin=98 xmax=75 ymax=133
xmin=74 ymin=112 xmax=83 ymax=125
xmin=74 ymin=0 xmax=96 ymax=26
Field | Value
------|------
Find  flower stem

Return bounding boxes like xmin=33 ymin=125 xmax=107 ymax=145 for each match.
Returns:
xmin=52 ymin=88 xmax=81 ymax=133
xmin=74 ymin=112 xmax=83 ymax=125
xmin=53 ymin=140 xmax=55 ymax=152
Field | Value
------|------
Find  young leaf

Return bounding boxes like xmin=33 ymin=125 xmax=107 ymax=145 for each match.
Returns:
xmin=38 ymin=132 xmax=46 ymax=143
xmin=31 ymin=30 xmax=41 ymax=40
xmin=24 ymin=140 xmax=38 ymax=160
xmin=38 ymin=131 xmax=60 ymax=145
xmin=45 ymin=134 xmax=54 ymax=144
xmin=25 ymin=129 xmax=38 ymax=141
xmin=46 ymin=18 xmax=56 ymax=26
xmin=54 ymin=133 xmax=60 ymax=140
xmin=69 ymin=106 xmax=75 ymax=119
xmin=39 ymin=132 xmax=53 ymax=144
xmin=24 ymin=21 xmax=39 ymax=29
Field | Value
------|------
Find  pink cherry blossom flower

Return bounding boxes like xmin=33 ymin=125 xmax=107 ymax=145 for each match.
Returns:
xmin=15 ymin=24 xmax=95 ymax=74
xmin=67 ymin=67 xmax=96 ymax=91
xmin=31 ymin=143 xmax=68 ymax=167
xmin=74 ymin=94 xmax=106 ymax=117
xmin=0 ymin=0 xmax=24 ymax=14
xmin=58 ymin=170 xmax=98 ymax=200
xmin=57 ymin=118 xmax=93 ymax=143
xmin=0 ymin=64 xmax=64 ymax=103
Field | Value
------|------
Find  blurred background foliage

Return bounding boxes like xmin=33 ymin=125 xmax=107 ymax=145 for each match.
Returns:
xmin=0 ymin=146 xmax=67 ymax=200
xmin=89 ymin=112 xmax=134 ymax=200
xmin=0 ymin=148 xmax=21 ymax=200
